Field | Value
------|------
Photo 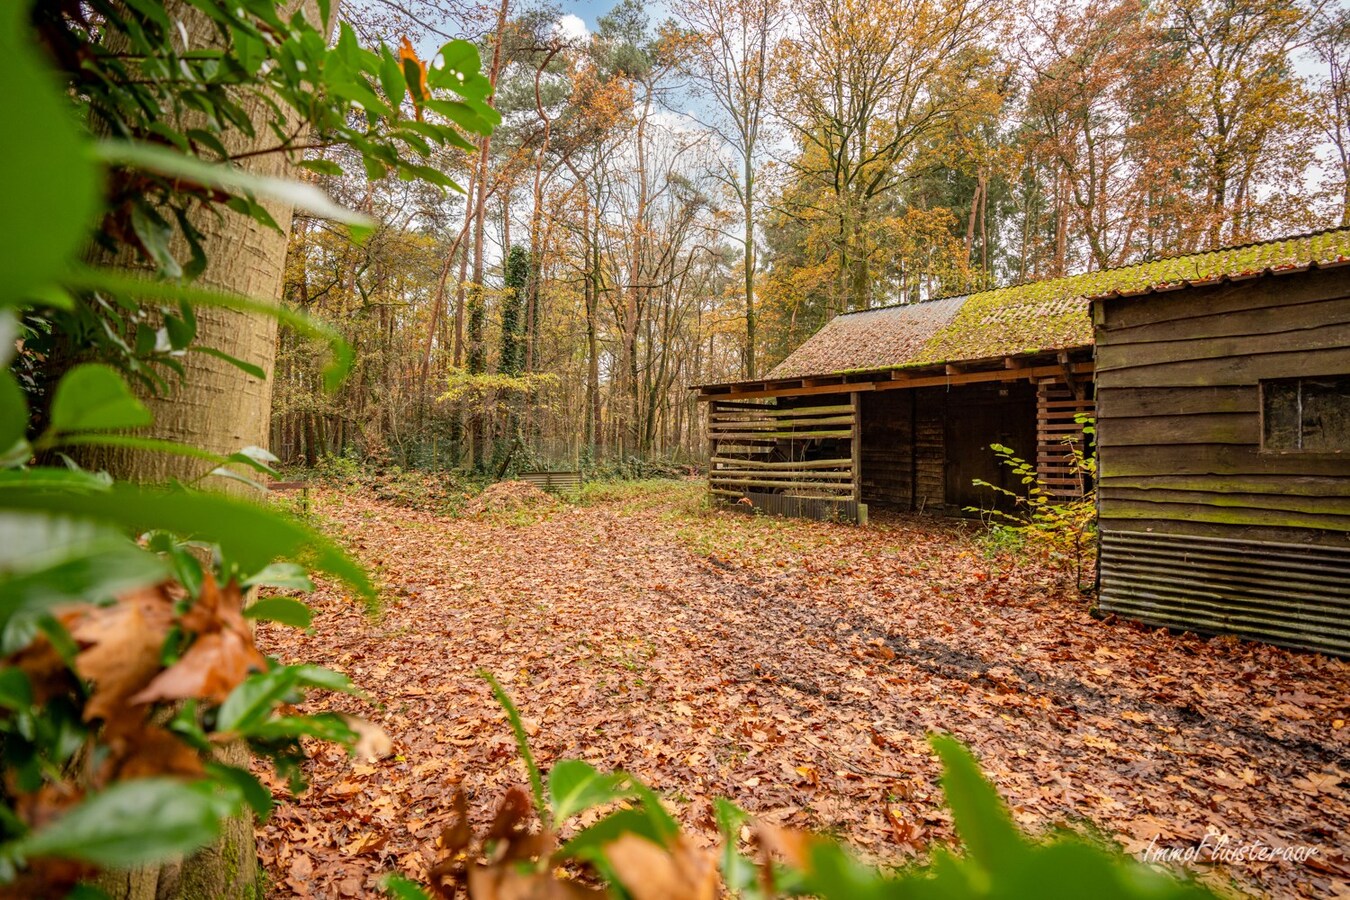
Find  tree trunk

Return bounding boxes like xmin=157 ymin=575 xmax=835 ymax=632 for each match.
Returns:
xmin=85 ymin=2 xmax=335 ymax=897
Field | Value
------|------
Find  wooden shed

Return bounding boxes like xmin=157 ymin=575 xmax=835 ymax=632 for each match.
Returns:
xmin=1092 ymin=229 xmax=1350 ymax=657
xmin=695 ymin=266 xmax=1103 ymax=521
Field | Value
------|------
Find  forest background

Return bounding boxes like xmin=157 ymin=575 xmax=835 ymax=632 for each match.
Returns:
xmin=280 ymin=0 xmax=1350 ymax=473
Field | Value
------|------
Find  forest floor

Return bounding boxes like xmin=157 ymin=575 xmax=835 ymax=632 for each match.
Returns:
xmin=252 ymin=479 xmax=1350 ymax=899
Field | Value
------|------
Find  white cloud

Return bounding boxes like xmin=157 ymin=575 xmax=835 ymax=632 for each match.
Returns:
xmin=555 ymin=13 xmax=589 ymax=42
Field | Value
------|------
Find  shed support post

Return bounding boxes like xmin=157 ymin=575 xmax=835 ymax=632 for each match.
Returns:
xmin=850 ymin=391 xmax=861 ymax=504
xmin=706 ymin=401 xmax=717 ymax=507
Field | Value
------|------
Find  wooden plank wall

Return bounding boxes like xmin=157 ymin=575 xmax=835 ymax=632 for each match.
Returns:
xmin=1095 ymin=269 xmax=1350 ymax=535
xmin=859 ymin=392 xmax=914 ymax=508
xmin=707 ymin=398 xmax=857 ymax=500
xmin=1036 ymin=379 xmax=1093 ymax=499
xmin=915 ymin=389 xmax=946 ymax=512
xmin=1095 ymin=267 xmax=1350 ymax=656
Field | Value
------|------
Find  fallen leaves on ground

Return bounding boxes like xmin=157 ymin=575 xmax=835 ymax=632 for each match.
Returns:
xmin=462 ymin=481 xmax=558 ymax=516
xmin=253 ymin=481 xmax=1350 ymax=899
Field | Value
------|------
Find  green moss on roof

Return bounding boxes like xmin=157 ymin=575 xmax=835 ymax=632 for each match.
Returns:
xmin=768 ymin=228 xmax=1350 ymax=379
xmin=916 ymin=228 xmax=1350 ymax=365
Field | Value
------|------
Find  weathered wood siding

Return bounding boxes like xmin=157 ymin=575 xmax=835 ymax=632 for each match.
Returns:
xmin=1095 ymin=266 xmax=1350 ymax=656
xmin=860 ymin=392 xmax=914 ymax=509
xmin=915 ymin=389 xmax=945 ymax=512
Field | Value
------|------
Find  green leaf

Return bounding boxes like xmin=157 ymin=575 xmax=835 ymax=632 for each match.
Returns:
xmin=291 ymin=664 xmax=358 ymax=694
xmin=225 ymin=445 xmax=279 ymax=475
xmin=0 ymin=466 xmax=111 ymax=491
xmin=218 ymin=665 xmax=356 ymax=734
xmin=207 ymin=467 xmax=269 ymax=493
xmin=481 ymin=671 xmax=546 ymax=822
xmin=380 ymin=873 xmax=432 ymax=900
xmin=191 ymin=345 xmax=266 ymax=379
xmin=65 ymin=267 xmax=355 ymax=392
xmin=205 ymin=762 xmax=274 ymax=821
xmin=548 ymin=760 xmax=636 ymax=823
xmin=930 ymin=733 xmax=1025 ymax=873
xmin=713 ymin=799 xmax=761 ymax=896
xmin=298 ymin=159 xmax=345 ymax=176
xmin=423 ymin=99 xmax=493 ymax=136
xmin=217 ymin=667 xmax=299 ymax=733
xmin=0 ymin=513 xmax=167 ymax=645
xmin=379 ymin=46 xmax=407 ymax=108
xmin=0 ymin=483 xmax=374 ymax=600
xmin=243 ymin=596 xmax=313 ymax=628
xmin=95 ymin=141 xmax=374 ymax=233
xmin=57 ymin=433 xmax=226 ymax=464
xmin=130 ymin=202 xmax=182 ymax=278
xmin=243 ymin=713 xmax=358 ymax=744
xmin=560 ymin=807 xmax=670 ymax=860
xmin=0 ymin=668 xmax=32 ymax=711
xmin=242 ymin=562 xmax=313 ymax=591
xmin=0 ymin=370 xmax=28 ymax=456
xmin=0 ymin=0 xmax=101 ymax=307
xmin=14 ymin=779 xmax=220 ymax=867
xmin=49 ymin=364 xmax=153 ymax=434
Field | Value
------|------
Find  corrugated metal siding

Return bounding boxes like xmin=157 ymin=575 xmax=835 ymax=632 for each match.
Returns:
xmin=735 ymin=491 xmax=866 ymax=524
xmin=1099 ymin=530 xmax=1350 ymax=657
xmin=520 ymin=471 xmax=582 ymax=492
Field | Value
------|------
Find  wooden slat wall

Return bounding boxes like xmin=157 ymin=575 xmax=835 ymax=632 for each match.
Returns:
xmin=915 ymin=390 xmax=945 ymax=512
xmin=859 ymin=392 xmax=914 ymax=509
xmin=1095 ymin=267 xmax=1350 ymax=655
xmin=1036 ymin=379 xmax=1093 ymax=499
xmin=707 ymin=398 xmax=858 ymax=500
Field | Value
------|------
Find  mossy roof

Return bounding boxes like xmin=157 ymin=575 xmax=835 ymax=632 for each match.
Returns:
xmin=765 ymin=227 xmax=1350 ymax=380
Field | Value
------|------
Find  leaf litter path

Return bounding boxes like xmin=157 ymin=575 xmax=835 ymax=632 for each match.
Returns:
xmin=253 ymin=482 xmax=1350 ymax=899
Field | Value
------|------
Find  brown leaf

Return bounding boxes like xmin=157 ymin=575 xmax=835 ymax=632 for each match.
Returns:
xmin=342 ymin=715 xmax=394 ymax=761
xmin=69 ymin=584 xmax=175 ymax=723
xmin=466 ymin=866 xmax=605 ymax=900
xmin=486 ymin=787 xmax=553 ymax=863
xmin=131 ymin=629 xmax=266 ymax=705
xmin=398 ymin=36 xmax=429 ymax=105
xmin=603 ymin=834 xmax=718 ymax=900
xmin=439 ymin=789 xmax=473 ymax=857
xmin=99 ymin=724 xmax=204 ymax=783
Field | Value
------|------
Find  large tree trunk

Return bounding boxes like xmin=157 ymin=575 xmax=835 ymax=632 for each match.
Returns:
xmin=86 ymin=2 xmax=334 ymax=896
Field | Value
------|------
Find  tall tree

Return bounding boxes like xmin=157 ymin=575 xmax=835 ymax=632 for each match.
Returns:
xmin=1313 ymin=7 xmax=1350 ymax=225
xmin=676 ymin=0 xmax=784 ymax=377
xmin=1166 ymin=0 xmax=1320 ymax=244
xmin=772 ymin=0 xmax=1001 ymax=312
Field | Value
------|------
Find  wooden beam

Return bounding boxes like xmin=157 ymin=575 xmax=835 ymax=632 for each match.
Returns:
xmin=1057 ymin=351 xmax=1086 ymax=400
xmin=709 ymin=403 xmax=854 ymax=418
xmin=709 ymin=475 xmax=854 ymax=492
xmin=713 ymin=429 xmax=853 ymax=440
xmin=1004 ymin=356 xmax=1024 ymax=369
xmin=709 ymin=414 xmax=856 ymax=430
xmin=698 ymin=382 xmax=876 ymax=401
xmin=711 ymin=456 xmax=853 ymax=470
xmin=698 ymin=360 xmax=1094 ymax=401
xmin=850 ymin=391 xmax=862 ymax=504
xmin=873 ymin=361 xmax=1093 ymax=393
